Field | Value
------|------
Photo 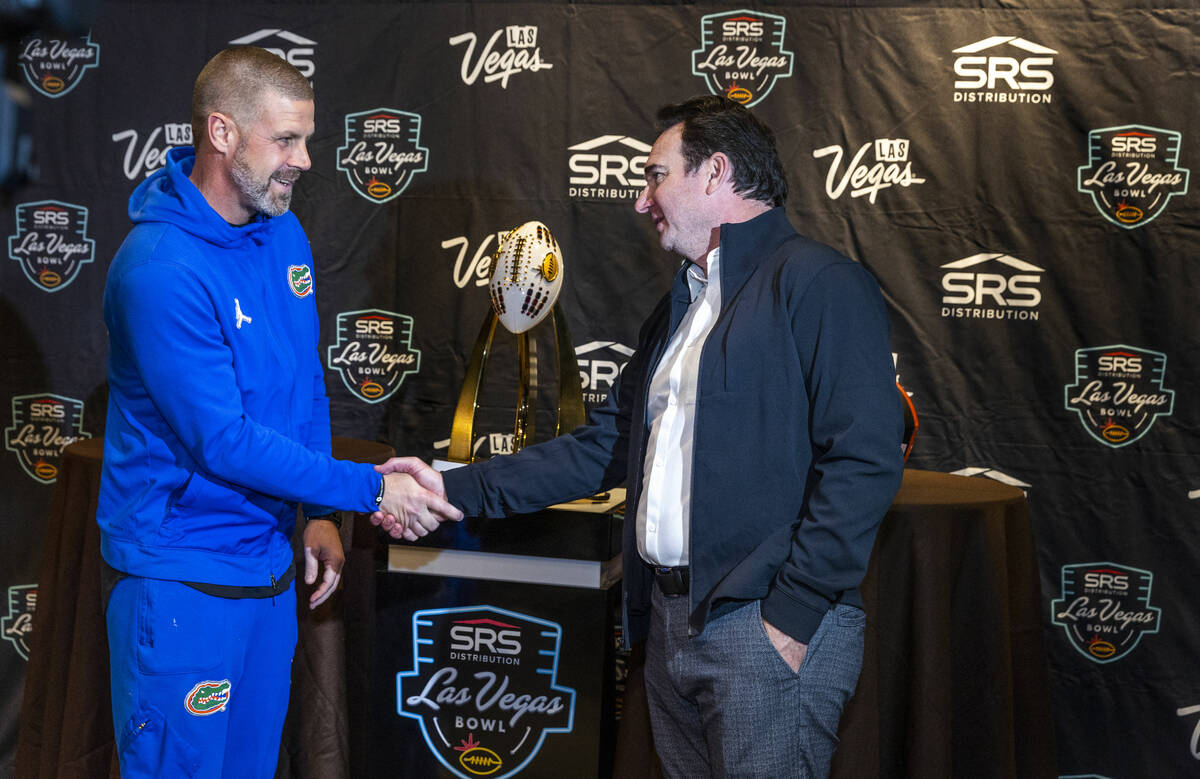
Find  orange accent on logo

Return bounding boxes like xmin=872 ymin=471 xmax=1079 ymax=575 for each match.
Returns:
xmin=725 ymin=83 xmax=753 ymax=104
xmin=42 ymin=75 xmax=65 ymax=93
xmin=1088 ymin=636 xmax=1116 ymax=659
xmin=1100 ymin=418 xmax=1130 ymax=443
xmin=1115 ymin=200 xmax=1144 ymax=224
xmin=34 ymin=460 xmax=58 ymax=480
xmin=366 ymin=177 xmax=392 ymax=199
xmin=38 ymin=269 xmax=63 ymax=288
xmin=360 ymin=380 xmax=384 ymax=399
xmin=455 ymin=734 xmax=503 ymax=776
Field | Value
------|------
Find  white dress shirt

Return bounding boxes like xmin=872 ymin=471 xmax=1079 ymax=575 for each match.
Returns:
xmin=636 ymin=247 xmax=721 ymax=567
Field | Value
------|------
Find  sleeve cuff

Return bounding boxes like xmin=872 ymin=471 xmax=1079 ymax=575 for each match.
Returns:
xmin=760 ymin=588 xmax=829 ymax=645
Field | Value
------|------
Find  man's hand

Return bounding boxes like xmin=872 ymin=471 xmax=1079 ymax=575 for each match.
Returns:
xmin=375 ymin=456 xmax=446 ymax=496
xmin=763 ymin=617 xmax=808 ymax=673
xmin=369 ymin=461 xmax=462 ymax=541
xmin=302 ymin=518 xmax=344 ymax=609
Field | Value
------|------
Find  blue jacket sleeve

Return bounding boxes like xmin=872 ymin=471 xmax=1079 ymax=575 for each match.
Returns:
xmin=107 ymin=258 xmax=382 ymax=512
xmin=303 ymin=304 xmax=339 ymax=517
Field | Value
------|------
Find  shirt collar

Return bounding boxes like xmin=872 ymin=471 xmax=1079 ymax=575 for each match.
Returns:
xmin=686 ymin=247 xmax=720 ymax=302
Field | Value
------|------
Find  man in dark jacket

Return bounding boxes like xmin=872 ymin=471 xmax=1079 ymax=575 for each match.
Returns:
xmin=376 ymin=95 xmax=903 ymax=777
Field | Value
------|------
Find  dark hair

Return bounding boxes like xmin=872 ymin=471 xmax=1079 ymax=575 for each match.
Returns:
xmin=192 ymin=46 xmax=314 ymax=150
xmin=656 ymin=95 xmax=787 ymax=208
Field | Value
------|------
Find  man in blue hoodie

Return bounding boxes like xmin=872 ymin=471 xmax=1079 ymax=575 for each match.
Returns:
xmin=99 ymin=47 xmax=461 ymax=777
xmin=375 ymin=96 xmax=904 ymax=777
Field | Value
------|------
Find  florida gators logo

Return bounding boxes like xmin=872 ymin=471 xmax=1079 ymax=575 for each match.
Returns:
xmin=185 ymin=680 xmax=231 ymax=716
xmin=288 ymin=264 xmax=313 ymax=298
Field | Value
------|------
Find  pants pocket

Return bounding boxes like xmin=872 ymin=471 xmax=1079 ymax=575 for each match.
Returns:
xmin=117 ymin=705 xmax=202 ymax=778
xmin=136 ymin=579 xmax=224 ymax=675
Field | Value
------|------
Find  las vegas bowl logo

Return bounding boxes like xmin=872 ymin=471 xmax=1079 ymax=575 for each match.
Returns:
xmin=2 ymin=585 xmax=37 ymax=661
xmin=326 ymin=310 xmax=421 ymax=404
xmin=1051 ymin=563 xmax=1161 ymax=664
xmin=7 ymin=201 xmax=96 ymax=292
xmin=18 ymin=34 xmax=100 ymax=98
xmin=5 ymin=394 xmax=90 ymax=484
xmin=1064 ymin=345 xmax=1174 ymax=448
xmin=397 ymin=606 xmax=576 ymax=779
xmin=337 ymin=109 xmax=429 ymax=204
xmin=692 ymin=10 xmax=793 ymax=107
xmin=1077 ymin=125 xmax=1190 ymax=229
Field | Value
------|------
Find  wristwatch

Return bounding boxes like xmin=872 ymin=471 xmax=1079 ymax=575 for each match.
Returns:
xmin=305 ymin=511 xmax=342 ymax=529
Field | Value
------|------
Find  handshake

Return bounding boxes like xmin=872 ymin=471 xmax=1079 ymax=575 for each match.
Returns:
xmin=369 ymin=457 xmax=464 ymax=541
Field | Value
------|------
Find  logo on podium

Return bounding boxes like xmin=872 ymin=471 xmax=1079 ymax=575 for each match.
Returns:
xmin=397 ymin=605 xmax=576 ymax=778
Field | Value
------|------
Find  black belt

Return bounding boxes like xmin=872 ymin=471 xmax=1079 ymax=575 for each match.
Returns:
xmin=651 ymin=565 xmax=689 ymax=597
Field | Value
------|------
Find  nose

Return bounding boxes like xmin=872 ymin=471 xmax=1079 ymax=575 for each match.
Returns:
xmin=634 ymin=186 xmax=651 ymax=214
xmin=291 ymin=139 xmax=312 ymax=171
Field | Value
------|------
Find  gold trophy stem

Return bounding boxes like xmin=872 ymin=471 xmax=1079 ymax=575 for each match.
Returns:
xmin=552 ymin=303 xmax=585 ymax=435
xmin=447 ymin=303 xmax=586 ymax=463
xmin=448 ymin=313 xmax=498 ymax=464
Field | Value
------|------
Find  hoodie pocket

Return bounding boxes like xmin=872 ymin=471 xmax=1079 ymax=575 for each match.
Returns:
xmin=159 ymin=470 xmax=257 ymax=549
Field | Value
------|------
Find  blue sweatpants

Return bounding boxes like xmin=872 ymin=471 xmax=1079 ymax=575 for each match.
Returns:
xmin=106 ymin=576 xmax=298 ymax=778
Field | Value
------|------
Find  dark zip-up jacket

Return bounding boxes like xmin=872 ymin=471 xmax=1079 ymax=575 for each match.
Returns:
xmin=443 ymin=207 xmax=903 ymax=645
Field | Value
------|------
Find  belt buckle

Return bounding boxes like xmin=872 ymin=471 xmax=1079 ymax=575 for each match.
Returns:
xmin=653 ymin=566 xmax=689 ymax=597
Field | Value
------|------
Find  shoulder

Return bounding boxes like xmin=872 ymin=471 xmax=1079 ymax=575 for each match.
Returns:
xmin=762 ymin=233 xmax=873 ymax=291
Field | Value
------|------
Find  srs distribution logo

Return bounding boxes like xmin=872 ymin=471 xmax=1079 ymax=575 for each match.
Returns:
xmin=567 ymin=136 xmax=650 ymax=201
xmin=951 ymin=36 xmax=1056 ymax=104
xmin=939 ymin=253 xmax=1043 ymax=321
xmin=229 ymin=29 xmax=316 ymax=78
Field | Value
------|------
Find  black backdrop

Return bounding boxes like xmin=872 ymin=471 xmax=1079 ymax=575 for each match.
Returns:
xmin=2 ymin=2 xmax=1197 ymax=776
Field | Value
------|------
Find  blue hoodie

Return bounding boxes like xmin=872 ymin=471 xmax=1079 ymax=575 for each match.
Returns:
xmin=98 ymin=147 xmax=382 ymax=587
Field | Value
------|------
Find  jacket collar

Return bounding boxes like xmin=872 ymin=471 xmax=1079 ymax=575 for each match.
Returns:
xmin=669 ymin=206 xmax=796 ymax=328
xmin=715 ymin=206 xmax=796 ymax=287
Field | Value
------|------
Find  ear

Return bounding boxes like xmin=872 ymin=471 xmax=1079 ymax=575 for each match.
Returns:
xmin=705 ymin=152 xmax=732 ymax=195
xmin=205 ymin=112 xmax=239 ymax=156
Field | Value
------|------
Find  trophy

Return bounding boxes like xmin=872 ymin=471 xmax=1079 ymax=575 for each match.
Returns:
xmin=445 ymin=221 xmax=587 ymax=464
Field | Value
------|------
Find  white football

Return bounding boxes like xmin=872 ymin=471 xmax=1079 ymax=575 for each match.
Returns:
xmin=488 ymin=220 xmax=564 ymax=334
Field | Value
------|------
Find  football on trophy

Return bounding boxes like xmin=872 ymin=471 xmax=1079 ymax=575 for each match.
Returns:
xmin=488 ymin=220 xmax=564 ymax=334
